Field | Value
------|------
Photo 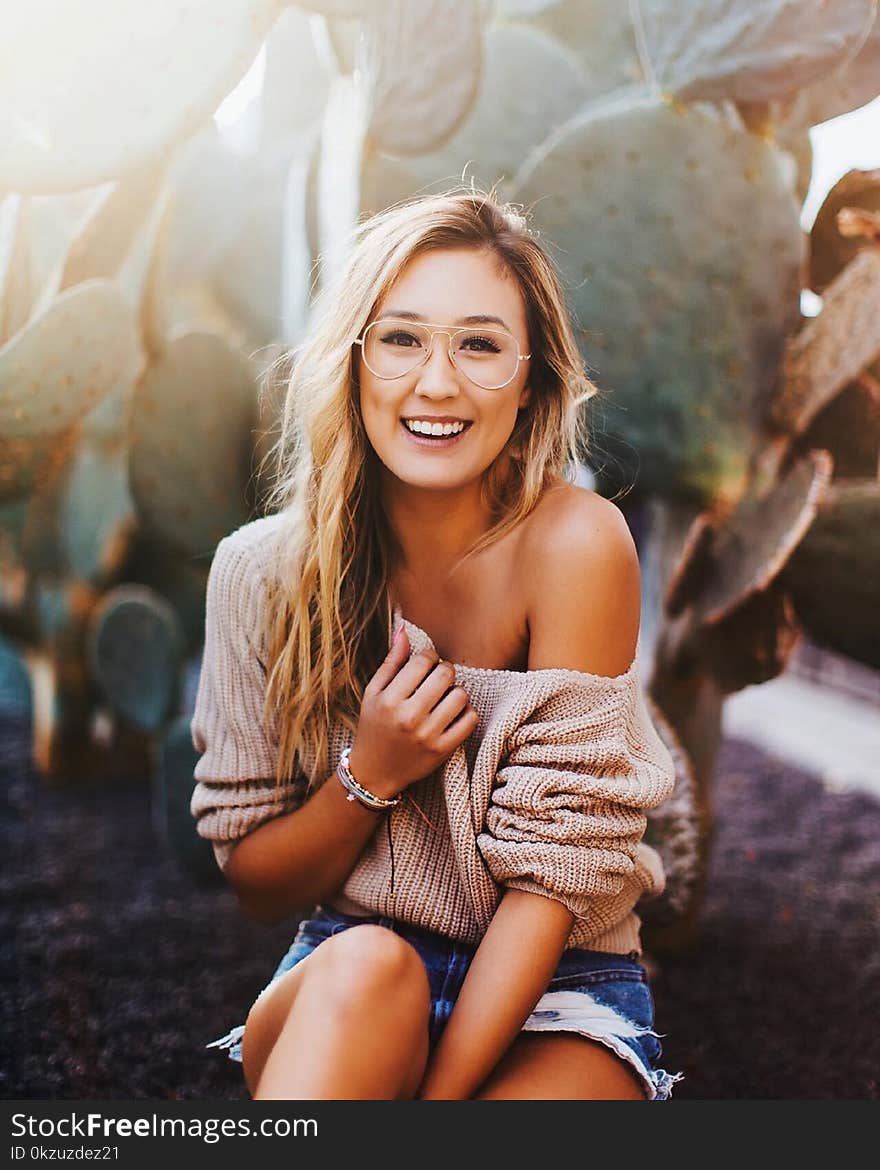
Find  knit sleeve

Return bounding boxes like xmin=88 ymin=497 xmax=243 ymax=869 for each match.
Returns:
xmin=475 ymin=671 xmax=675 ymax=937
xmin=189 ymin=532 xmax=307 ymax=872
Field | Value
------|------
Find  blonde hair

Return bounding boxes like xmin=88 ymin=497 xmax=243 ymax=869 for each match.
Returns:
xmin=258 ymin=185 xmax=599 ymax=789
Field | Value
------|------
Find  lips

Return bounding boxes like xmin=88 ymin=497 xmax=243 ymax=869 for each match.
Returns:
xmin=399 ymin=418 xmax=473 ymax=449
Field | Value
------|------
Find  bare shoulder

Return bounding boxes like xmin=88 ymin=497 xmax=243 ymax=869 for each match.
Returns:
xmin=519 ymin=485 xmax=641 ymax=676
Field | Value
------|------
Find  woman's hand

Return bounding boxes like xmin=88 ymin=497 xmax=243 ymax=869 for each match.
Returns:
xmin=348 ymin=626 xmax=479 ymax=801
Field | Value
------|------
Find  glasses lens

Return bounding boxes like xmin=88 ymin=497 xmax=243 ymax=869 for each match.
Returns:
xmin=361 ymin=320 xmax=520 ymax=389
xmin=450 ymin=329 xmax=519 ymax=389
xmin=363 ymin=321 xmax=430 ymax=380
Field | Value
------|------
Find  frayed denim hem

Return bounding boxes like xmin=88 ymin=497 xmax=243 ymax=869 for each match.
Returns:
xmin=206 ymin=1023 xmax=245 ymax=1064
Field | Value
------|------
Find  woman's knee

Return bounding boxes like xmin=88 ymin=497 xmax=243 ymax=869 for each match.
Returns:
xmin=305 ymin=925 xmax=431 ymax=1016
xmin=241 ymin=926 xmax=431 ymax=1098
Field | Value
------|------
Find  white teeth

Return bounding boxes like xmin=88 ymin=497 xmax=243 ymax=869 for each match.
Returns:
xmin=404 ymin=419 xmax=467 ymax=436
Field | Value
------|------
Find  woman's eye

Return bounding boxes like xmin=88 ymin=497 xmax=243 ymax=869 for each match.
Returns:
xmin=381 ymin=330 xmax=421 ymax=347
xmin=460 ymin=334 xmax=501 ymax=354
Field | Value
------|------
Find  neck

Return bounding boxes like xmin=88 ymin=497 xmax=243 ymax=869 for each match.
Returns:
xmin=382 ymin=477 xmax=495 ymax=584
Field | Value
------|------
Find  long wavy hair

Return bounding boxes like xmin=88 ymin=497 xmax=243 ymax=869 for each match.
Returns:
xmin=258 ymin=186 xmax=599 ymax=790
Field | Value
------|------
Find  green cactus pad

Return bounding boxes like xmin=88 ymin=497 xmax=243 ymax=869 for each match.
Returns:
xmin=0 ymin=279 xmax=138 ymax=440
xmin=122 ymin=531 xmax=210 ymax=656
xmin=771 ymin=15 xmax=880 ymax=129
xmin=262 ymin=6 xmax=331 ymax=143
xmin=370 ymin=22 xmax=588 ymax=201
xmin=0 ymin=432 xmax=63 ymax=502
xmin=510 ymin=92 xmax=804 ymax=504
xmin=365 ymin=0 xmax=483 ymax=157
xmin=1 ymin=192 xmax=100 ymax=348
xmin=129 ymin=331 xmax=257 ymax=557
xmin=527 ymin=0 xmax=644 ymax=98
xmin=775 ymin=248 xmax=880 ymax=437
xmin=0 ymin=634 xmax=31 ymax=715
xmin=59 ymin=167 xmax=165 ymax=293
xmin=809 ymin=169 xmax=880 ymax=294
xmin=782 ymin=479 xmax=880 ymax=669
xmin=59 ymin=436 xmax=137 ymax=586
xmin=638 ymin=0 xmax=876 ymax=103
xmin=87 ymin=584 xmax=182 ymax=733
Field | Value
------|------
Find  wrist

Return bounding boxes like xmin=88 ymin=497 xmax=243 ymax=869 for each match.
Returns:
xmin=347 ymin=744 xmax=401 ymax=802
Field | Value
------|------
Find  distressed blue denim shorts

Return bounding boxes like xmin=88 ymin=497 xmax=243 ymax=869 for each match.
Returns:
xmin=207 ymin=904 xmax=682 ymax=1101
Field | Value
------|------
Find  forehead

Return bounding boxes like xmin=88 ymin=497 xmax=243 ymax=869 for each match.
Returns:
xmin=376 ymin=247 xmax=528 ymax=336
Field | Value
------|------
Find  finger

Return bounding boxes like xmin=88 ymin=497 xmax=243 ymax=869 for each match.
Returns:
xmin=410 ymin=658 xmax=458 ymax=712
xmin=370 ymin=624 xmax=412 ymax=691
xmin=422 ymin=684 xmax=470 ymax=737
xmin=435 ymin=702 xmax=479 ymax=752
xmin=386 ymin=646 xmax=443 ymax=701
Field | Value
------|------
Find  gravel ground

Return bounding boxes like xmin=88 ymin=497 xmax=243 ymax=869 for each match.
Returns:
xmin=1 ymin=708 xmax=878 ymax=1100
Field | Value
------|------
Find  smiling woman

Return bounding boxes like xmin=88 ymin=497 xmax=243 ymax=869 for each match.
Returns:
xmin=189 ymin=186 xmax=681 ymax=1101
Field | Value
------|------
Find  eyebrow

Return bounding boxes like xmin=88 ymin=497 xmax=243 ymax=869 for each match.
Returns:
xmin=378 ymin=309 xmax=511 ymax=331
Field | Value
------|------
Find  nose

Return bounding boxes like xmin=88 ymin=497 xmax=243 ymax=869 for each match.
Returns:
xmin=413 ymin=333 xmax=461 ymax=398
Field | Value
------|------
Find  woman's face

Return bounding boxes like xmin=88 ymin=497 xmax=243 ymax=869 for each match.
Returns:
xmin=357 ymin=247 xmax=532 ymax=495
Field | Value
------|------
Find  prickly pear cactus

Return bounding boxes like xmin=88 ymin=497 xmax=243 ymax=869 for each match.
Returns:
xmin=366 ymin=22 xmax=588 ymax=206
xmin=510 ymin=92 xmax=805 ymax=505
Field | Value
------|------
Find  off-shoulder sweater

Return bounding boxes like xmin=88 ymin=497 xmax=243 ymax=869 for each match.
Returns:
xmin=190 ymin=513 xmax=677 ymax=956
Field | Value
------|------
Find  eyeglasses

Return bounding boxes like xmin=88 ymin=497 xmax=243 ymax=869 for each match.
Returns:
xmin=354 ymin=318 xmax=530 ymax=391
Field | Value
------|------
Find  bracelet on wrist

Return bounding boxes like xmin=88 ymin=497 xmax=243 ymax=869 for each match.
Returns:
xmin=337 ymin=746 xmax=401 ymax=812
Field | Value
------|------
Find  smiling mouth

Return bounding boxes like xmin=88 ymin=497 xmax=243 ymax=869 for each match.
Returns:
xmin=399 ymin=418 xmax=473 ymax=447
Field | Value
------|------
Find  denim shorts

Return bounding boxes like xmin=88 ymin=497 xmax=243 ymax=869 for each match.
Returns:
xmin=207 ymin=904 xmax=682 ymax=1101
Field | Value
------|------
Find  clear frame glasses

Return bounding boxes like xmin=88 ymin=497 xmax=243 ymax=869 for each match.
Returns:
xmin=354 ymin=318 xmax=530 ymax=391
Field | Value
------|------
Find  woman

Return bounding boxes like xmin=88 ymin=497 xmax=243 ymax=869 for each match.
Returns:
xmin=190 ymin=188 xmax=682 ymax=1100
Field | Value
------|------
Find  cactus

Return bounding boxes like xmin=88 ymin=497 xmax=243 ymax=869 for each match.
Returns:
xmin=261 ymin=5 xmax=331 ymax=145
xmin=510 ymin=91 xmax=804 ymax=505
xmin=59 ymin=168 xmax=166 ymax=299
xmin=129 ymin=331 xmax=258 ymax=557
xmin=1 ymin=0 xmax=284 ymax=192
xmin=781 ymin=480 xmax=880 ymax=668
xmin=87 ymin=585 xmax=183 ymax=733
xmin=772 ymin=248 xmax=880 ymax=437
xmin=58 ymin=437 xmax=137 ymax=586
xmin=367 ymin=22 xmax=588 ymax=203
xmin=636 ymin=0 xmax=877 ymax=103
xmin=640 ymin=448 xmax=832 ymax=950
xmin=771 ymin=11 xmax=880 ymax=129
xmin=0 ymin=280 xmax=139 ymax=440
xmin=791 ymin=382 xmax=880 ymax=482
xmin=525 ymin=0 xmax=644 ymax=97
xmin=363 ymin=0 xmax=483 ymax=157
xmin=809 ymin=169 xmax=880 ymax=293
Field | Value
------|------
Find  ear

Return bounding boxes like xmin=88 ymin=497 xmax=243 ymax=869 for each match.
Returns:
xmin=518 ymin=383 xmax=531 ymax=411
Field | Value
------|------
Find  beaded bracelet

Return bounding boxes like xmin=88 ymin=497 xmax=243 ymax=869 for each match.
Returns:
xmin=336 ymin=746 xmax=401 ymax=811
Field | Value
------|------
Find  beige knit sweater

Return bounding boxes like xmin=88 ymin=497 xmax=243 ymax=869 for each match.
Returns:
xmin=190 ymin=513 xmax=677 ymax=956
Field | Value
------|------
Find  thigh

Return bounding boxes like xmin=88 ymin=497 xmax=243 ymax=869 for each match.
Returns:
xmin=241 ymin=950 xmax=321 ymax=1097
xmin=474 ymin=1032 xmax=646 ymax=1100
xmin=242 ymin=923 xmax=434 ymax=1099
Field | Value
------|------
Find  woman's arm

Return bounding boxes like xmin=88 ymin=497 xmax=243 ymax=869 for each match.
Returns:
xmin=417 ymin=889 xmax=574 ymax=1100
xmin=224 ymin=771 xmax=391 ymax=924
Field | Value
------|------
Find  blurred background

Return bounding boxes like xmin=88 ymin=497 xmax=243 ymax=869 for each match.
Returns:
xmin=1 ymin=0 xmax=879 ymax=1100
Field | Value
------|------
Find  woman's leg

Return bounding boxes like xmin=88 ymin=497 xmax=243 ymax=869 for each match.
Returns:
xmin=242 ymin=925 xmax=432 ymax=1100
xmin=473 ymin=1033 xmax=646 ymax=1100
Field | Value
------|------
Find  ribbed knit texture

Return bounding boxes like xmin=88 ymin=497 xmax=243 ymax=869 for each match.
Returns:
xmin=190 ymin=513 xmax=677 ymax=956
